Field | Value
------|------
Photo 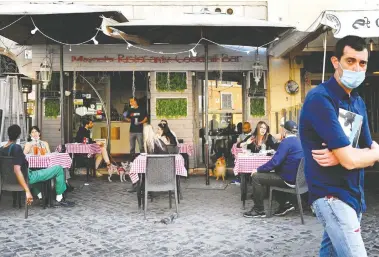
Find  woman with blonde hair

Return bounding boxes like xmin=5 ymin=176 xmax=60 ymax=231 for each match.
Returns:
xmin=143 ymin=124 xmax=168 ymax=154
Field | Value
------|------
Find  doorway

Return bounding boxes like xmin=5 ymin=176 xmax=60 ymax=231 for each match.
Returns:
xmin=195 ymin=71 xmax=245 ymax=168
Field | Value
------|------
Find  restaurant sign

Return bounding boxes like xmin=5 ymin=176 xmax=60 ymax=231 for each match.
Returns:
xmin=71 ymin=55 xmax=243 ymax=64
xmin=321 ymin=10 xmax=379 ymax=38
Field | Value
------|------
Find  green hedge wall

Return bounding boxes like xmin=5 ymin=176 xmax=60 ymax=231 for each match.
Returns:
xmin=156 ymin=72 xmax=187 ymax=92
xmin=250 ymin=98 xmax=265 ymax=117
xmin=45 ymin=99 xmax=60 ymax=118
xmin=156 ymin=98 xmax=187 ymax=118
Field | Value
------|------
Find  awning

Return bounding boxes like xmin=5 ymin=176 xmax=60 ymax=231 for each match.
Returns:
xmin=269 ymin=10 xmax=379 ymax=57
xmin=106 ymin=12 xmax=293 ymax=46
xmin=0 ymin=2 xmax=127 ymax=45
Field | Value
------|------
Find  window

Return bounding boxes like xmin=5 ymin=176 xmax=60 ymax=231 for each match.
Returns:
xmin=221 ymin=93 xmax=232 ymax=109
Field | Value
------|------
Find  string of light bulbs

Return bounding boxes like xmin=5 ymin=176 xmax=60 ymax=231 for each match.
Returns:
xmin=30 ymin=17 xmax=100 ymax=48
xmin=0 ymin=15 xmax=26 ymax=31
xmin=112 ymin=27 xmax=279 ymax=57
xmin=0 ymin=14 xmax=280 ymax=56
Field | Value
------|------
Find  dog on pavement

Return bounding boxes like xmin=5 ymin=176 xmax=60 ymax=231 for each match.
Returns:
xmin=214 ymin=156 xmax=226 ymax=181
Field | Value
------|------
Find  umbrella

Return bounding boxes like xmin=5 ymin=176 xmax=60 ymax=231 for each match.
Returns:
xmin=0 ymin=2 xmax=127 ymax=45
xmin=105 ymin=10 xmax=293 ymax=185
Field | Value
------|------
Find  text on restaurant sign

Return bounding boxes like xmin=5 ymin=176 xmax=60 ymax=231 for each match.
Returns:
xmin=71 ymin=55 xmax=243 ymax=64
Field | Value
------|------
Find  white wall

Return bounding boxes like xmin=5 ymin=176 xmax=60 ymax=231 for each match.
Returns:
xmin=1 ymin=1 xmax=268 ymax=20
xmin=268 ymin=0 xmax=379 ymax=31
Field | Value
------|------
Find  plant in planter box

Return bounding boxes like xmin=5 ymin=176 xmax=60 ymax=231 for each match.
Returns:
xmin=44 ymin=99 xmax=60 ymax=118
xmin=156 ymin=98 xmax=187 ymax=118
xmin=250 ymin=98 xmax=265 ymax=117
xmin=156 ymin=72 xmax=187 ymax=92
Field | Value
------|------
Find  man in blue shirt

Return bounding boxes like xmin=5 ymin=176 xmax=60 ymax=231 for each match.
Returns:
xmin=299 ymin=36 xmax=379 ymax=257
xmin=243 ymin=120 xmax=303 ymax=218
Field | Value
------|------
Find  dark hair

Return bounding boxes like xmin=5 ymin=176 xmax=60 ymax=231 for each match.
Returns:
xmin=8 ymin=124 xmax=21 ymax=141
xmin=334 ymin=36 xmax=367 ymax=60
xmin=158 ymin=123 xmax=176 ymax=144
xmin=253 ymin=121 xmax=270 ymax=142
xmin=81 ymin=119 xmax=92 ymax=127
xmin=160 ymin=119 xmax=168 ymax=124
xmin=158 ymin=123 xmax=170 ymax=136
xmin=27 ymin=126 xmax=41 ymax=142
xmin=237 ymin=122 xmax=243 ymax=133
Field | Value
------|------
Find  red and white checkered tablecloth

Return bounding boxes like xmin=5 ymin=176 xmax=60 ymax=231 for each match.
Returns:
xmin=129 ymin=154 xmax=188 ymax=184
xmin=56 ymin=143 xmax=102 ymax=155
xmin=26 ymin=153 xmax=72 ymax=169
xmin=233 ymin=154 xmax=272 ymax=175
xmin=178 ymin=143 xmax=193 ymax=156
xmin=231 ymin=143 xmax=243 ymax=157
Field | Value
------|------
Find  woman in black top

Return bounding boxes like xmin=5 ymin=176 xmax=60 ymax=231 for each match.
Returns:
xmin=245 ymin=121 xmax=278 ymax=153
xmin=144 ymin=124 xmax=168 ymax=154
xmin=157 ymin=123 xmax=177 ymax=146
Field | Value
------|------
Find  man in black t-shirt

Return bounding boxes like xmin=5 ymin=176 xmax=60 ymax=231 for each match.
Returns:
xmin=0 ymin=125 xmax=74 ymax=207
xmin=125 ymin=97 xmax=147 ymax=155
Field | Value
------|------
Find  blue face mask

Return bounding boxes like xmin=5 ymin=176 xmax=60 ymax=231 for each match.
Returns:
xmin=338 ymin=63 xmax=366 ymax=89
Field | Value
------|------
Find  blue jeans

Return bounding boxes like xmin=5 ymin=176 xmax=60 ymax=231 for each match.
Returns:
xmin=312 ymin=197 xmax=367 ymax=257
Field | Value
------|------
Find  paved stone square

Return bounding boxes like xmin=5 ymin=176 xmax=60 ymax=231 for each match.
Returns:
xmin=0 ymin=175 xmax=379 ymax=257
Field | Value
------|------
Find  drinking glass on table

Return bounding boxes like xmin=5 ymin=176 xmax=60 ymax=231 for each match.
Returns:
xmin=33 ymin=145 xmax=39 ymax=155
xmin=40 ymin=147 xmax=46 ymax=156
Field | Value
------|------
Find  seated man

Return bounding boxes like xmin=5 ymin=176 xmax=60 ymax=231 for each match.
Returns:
xmin=236 ymin=122 xmax=253 ymax=148
xmin=243 ymin=120 xmax=303 ymax=218
xmin=75 ymin=119 xmax=111 ymax=170
xmin=0 ymin=124 xmax=74 ymax=207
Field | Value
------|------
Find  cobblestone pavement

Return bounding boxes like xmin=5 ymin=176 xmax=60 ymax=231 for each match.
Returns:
xmin=0 ymin=176 xmax=379 ymax=257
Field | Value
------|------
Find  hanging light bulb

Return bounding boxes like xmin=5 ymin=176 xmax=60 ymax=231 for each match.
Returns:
xmin=190 ymin=48 xmax=197 ymax=57
xmin=92 ymin=37 xmax=99 ymax=45
xmin=246 ymin=51 xmax=250 ymax=54
xmin=31 ymin=27 xmax=38 ymax=34
xmin=69 ymin=45 xmax=72 ymax=52
xmin=127 ymin=42 xmax=132 ymax=50
xmin=370 ymin=39 xmax=374 ymax=51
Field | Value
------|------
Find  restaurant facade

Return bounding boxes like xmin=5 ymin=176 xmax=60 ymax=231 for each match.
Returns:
xmin=30 ymin=44 xmax=269 ymax=168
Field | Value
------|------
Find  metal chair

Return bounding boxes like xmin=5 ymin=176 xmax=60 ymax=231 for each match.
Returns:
xmin=144 ymin=155 xmax=179 ymax=219
xmin=267 ymin=158 xmax=308 ymax=224
xmin=0 ymin=156 xmax=29 ymax=219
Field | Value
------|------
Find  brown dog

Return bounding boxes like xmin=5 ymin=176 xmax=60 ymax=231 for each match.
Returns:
xmin=214 ymin=156 xmax=226 ymax=181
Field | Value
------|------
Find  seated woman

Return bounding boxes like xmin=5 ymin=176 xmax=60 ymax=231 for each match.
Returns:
xmin=75 ymin=119 xmax=112 ymax=171
xmin=159 ymin=120 xmax=179 ymax=145
xmin=23 ymin=126 xmax=74 ymax=196
xmin=23 ymin=126 xmax=51 ymax=155
xmin=144 ymin=124 xmax=168 ymax=154
xmin=242 ymin=121 xmax=278 ymax=153
xmin=157 ymin=123 xmax=177 ymax=146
